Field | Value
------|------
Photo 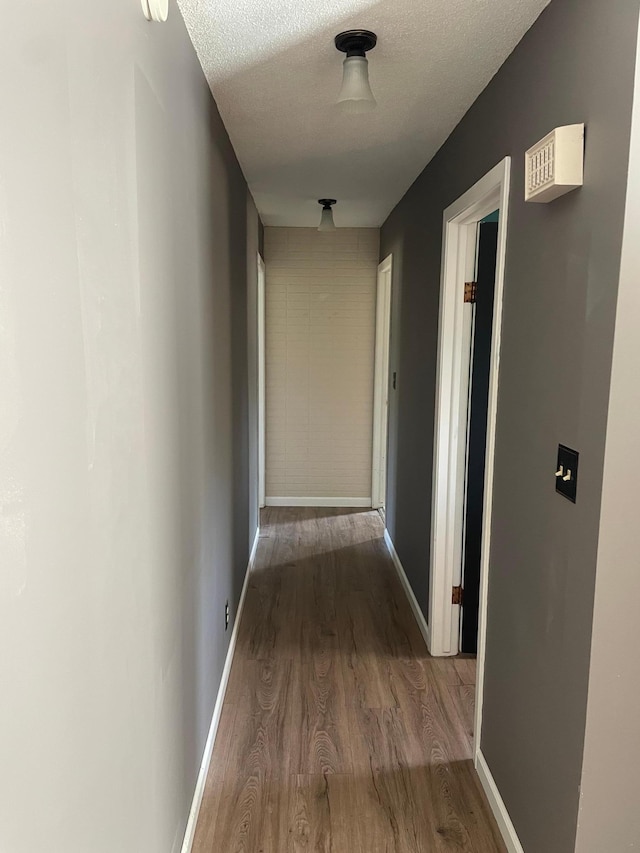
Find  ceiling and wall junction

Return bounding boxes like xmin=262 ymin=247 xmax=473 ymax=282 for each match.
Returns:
xmin=178 ymin=0 xmax=551 ymax=226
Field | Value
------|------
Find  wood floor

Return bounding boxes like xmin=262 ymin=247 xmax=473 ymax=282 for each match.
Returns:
xmin=192 ymin=508 xmax=505 ymax=852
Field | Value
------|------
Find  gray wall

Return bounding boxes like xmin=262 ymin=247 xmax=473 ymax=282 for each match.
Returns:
xmin=379 ymin=1 xmax=640 ymax=851
xmin=0 ymin=1 xmax=260 ymax=851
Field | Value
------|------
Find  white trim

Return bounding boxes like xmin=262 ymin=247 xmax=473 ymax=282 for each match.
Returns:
xmin=265 ymin=496 xmax=371 ymax=508
xmin=257 ymin=254 xmax=266 ymax=509
xmin=384 ymin=529 xmax=431 ymax=651
xmin=429 ymin=160 xmax=510 ymax=678
xmin=473 ymin=163 xmax=510 ymax=762
xmin=475 ymin=751 xmax=524 ymax=853
xmin=180 ymin=527 xmax=260 ymax=853
xmin=372 ymin=254 xmax=393 ymax=510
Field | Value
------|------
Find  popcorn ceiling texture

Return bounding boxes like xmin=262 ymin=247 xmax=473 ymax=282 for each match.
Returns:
xmin=177 ymin=0 xmax=551 ymax=227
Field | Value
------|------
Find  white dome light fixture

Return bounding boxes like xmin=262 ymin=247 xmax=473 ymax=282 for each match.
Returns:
xmin=141 ymin=0 xmax=168 ymax=22
xmin=335 ymin=30 xmax=378 ymax=113
xmin=318 ymin=199 xmax=337 ymax=232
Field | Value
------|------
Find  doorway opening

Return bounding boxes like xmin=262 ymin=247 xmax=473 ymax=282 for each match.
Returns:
xmin=428 ymin=158 xmax=510 ymax=773
xmin=372 ymin=254 xmax=393 ymax=515
xmin=460 ymin=212 xmax=499 ymax=654
xmin=257 ymin=252 xmax=266 ymax=509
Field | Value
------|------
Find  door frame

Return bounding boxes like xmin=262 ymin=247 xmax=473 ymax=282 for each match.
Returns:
xmin=372 ymin=254 xmax=393 ymax=510
xmin=257 ymin=253 xmax=266 ymax=509
xmin=428 ymin=158 xmax=510 ymax=757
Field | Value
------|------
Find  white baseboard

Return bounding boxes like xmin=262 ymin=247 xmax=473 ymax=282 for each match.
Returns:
xmin=475 ymin=750 xmax=524 ymax=853
xmin=180 ymin=526 xmax=260 ymax=853
xmin=383 ymin=529 xmax=431 ymax=652
xmin=386 ymin=524 xmax=521 ymax=853
xmin=265 ymin=496 xmax=372 ymax=508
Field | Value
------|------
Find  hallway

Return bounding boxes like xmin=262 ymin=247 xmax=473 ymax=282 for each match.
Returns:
xmin=192 ymin=509 xmax=505 ymax=851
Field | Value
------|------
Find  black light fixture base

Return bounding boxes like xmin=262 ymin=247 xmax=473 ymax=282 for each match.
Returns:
xmin=334 ymin=30 xmax=377 ymax=58
xmin=318 ymin=199 xmax=337 ymax=209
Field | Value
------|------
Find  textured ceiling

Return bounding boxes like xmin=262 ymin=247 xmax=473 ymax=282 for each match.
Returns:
xmin=177 ymin=0 xmax=551 ymax=227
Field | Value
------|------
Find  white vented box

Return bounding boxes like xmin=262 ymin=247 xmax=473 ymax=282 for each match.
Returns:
xmin=525 ymin=124 xmax=584 ymax=203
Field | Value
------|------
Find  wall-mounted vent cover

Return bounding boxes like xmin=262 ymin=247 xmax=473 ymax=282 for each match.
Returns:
xmin=525 ymin=124 xmax=584 ymax=203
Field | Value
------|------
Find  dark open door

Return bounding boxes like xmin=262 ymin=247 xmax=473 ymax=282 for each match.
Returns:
xmin=461 ymin=219 xmax=498 ymax=654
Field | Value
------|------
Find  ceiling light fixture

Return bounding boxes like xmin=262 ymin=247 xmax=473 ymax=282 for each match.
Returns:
xmin=334 ymin=30 xmax=378 ymax=113
xmin=318 ymin=199 xmax=337 ymax=231
xmin=141 ymin=0 xmax=168 ymax=22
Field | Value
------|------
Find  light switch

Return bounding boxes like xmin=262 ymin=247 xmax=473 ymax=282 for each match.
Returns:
xmin=556 ymin=445 xmax=579 ymax=503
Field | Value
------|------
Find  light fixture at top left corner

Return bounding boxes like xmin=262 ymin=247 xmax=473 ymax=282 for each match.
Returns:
xmin=141 ymin=0 xmax=168 ymax=22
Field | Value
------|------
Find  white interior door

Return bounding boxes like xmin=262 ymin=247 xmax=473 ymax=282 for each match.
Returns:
xmin=372 ymin=255 xmax=393 ymax=510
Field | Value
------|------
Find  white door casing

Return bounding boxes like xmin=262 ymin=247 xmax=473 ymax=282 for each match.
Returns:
xmin=257 ymin=253 xmax=266 ymax=509
xmin=428 ymin=158 xmax=510 ymax=764
xmin=372 ymin=255 xmax=393 ymax=510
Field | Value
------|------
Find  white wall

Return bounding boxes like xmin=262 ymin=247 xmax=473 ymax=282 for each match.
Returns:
xmin=575 ymin=16 xmax=640 ymax=849
xmin=0 ymin=2 xmax=259 ymax=851
xmin=264 ymin=227 xmax=379 ymax=504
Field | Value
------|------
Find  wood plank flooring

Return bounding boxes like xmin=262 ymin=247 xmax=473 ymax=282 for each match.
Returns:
xmin=192 ymin=508 xmax=506 ymax=853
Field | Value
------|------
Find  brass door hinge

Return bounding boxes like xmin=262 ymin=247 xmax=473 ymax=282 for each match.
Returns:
xmin=464 ymin=281 xmax=477 ymax=304
xmin=452 ymin=585 xmax=463 ymax=606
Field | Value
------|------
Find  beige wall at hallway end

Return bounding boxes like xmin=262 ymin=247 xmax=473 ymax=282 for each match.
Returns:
xmin=265 ymin=227 xmax=380 ymax=504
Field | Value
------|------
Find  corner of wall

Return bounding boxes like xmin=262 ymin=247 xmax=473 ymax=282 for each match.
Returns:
xmin=574 ymin=11 xmax=640 ymax=849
